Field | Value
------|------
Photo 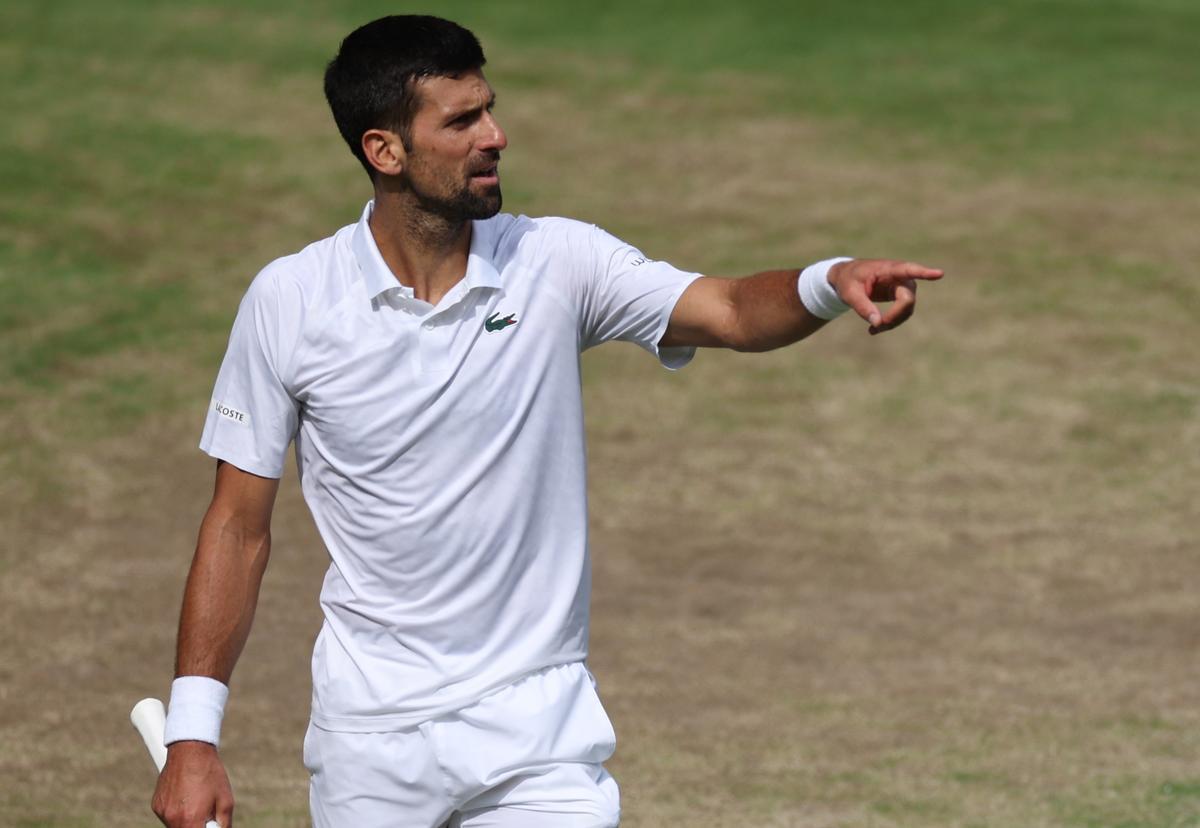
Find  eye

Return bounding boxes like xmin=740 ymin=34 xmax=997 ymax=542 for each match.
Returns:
xmin=448 ymin=110 xmax=480 ymax=130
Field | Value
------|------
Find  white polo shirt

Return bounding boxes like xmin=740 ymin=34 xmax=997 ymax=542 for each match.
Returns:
xmin=200 ymin=201 xmax=701 ymax=730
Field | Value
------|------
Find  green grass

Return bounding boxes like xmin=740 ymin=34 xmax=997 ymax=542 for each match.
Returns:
xmin=450 ymin=0 xmax=1200 ymax=184
xmin=1056 ymin=778 xmax=1200 ymax=827
xmin=3 ymin=0 xmax=1195 ymax=402
xmin=1 ymin=1 xmax=1198 ymax=825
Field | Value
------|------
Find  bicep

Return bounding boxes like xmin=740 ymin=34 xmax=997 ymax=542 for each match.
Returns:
xmin=204 ymin=460 xmax=280 ymax=540
xmin=177 ymin=461 xmax=279 ymax=678
xmin=659 ymin=276 xmax=739 ymax=349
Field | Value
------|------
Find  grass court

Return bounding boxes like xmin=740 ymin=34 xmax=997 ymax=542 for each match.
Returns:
xmin=1 ymin=1 xmax=1197 ymax=825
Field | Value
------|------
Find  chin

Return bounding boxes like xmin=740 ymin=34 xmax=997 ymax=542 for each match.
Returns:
xmin=406 ymin=174 xmax=502 ymax=222
xmin=465 ymin=189 xmax=503 ymax=220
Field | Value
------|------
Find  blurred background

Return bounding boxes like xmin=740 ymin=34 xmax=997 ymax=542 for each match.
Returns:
xmin=1 ymin=1 xmax=1196 ymax=825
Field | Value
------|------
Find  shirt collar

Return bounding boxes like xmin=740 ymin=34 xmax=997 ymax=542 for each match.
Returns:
xmin=351 ymin=200 xmax=502 ymax=304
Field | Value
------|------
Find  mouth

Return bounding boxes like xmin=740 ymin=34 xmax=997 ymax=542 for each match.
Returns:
xmin=469 ymin=162 xmax=500 ymax=185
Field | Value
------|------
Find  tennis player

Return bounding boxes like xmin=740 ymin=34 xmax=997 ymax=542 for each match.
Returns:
xmin=152 ymin=15 xmax=943 ymax=828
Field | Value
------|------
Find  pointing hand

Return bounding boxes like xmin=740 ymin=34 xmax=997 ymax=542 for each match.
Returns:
xmin=827 ymin=259 xmax=945 ymax=335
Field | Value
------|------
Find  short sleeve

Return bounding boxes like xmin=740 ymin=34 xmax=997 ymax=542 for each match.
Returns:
xmin=577 ymin=225 xmax=703 ymax=370
xmin=199 ymin=268 xmax=301 ymax=478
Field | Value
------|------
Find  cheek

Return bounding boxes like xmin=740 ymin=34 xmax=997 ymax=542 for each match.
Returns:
xmin=405 ymin=153 xmax=467 ymax=197
xmin=419 ymin=130 xmax=467 ymax=156
xmin=412 ymin=141 xmax=469 ymax=175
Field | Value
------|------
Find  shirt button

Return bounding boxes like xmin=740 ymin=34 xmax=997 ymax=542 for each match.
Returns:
xmin=422 ymin=322 xmax=434 ymax=330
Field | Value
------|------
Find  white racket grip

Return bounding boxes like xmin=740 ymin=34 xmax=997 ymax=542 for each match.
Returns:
xmin=130 ymin=698 xmax=222 ymax=828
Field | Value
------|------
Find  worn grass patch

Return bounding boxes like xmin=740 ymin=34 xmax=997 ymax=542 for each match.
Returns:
xmin=1055 ymin=778 xmax=1200 ymax=827
xmin=1 ymin=1 xmax=1197 ymax=826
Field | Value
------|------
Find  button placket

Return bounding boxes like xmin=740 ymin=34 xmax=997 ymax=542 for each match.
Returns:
xmin=414 ymin=285 xmax=494 ymax=375
xmin=416 ymin=314 xmax=451 ymax=373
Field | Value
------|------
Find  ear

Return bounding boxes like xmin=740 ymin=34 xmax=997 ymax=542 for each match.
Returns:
xmin=361 ymin=129 xmax=406 ymax=177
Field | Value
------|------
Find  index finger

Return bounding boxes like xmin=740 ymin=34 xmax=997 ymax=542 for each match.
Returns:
xmin=880 ymin=261 xmax=944 ymax=280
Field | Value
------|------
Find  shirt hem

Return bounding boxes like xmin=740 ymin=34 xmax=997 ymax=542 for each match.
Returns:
xmin=652 ymin=271 xmax=703 ymax=371
xmin=198 ymin=442 xmax=285 ymax=479
xmin=308 ymin=653 xmax=590 ymax=732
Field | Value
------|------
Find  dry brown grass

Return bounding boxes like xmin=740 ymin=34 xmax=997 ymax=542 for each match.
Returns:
xmin=2 ymin=23 xmax=1197 ymax=828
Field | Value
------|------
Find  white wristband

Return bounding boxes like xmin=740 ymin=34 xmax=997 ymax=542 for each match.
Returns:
xmin=797 ymin=257 xmax=854 ymax=320
xmin=164 ymin=676 xmax=229 ymax=747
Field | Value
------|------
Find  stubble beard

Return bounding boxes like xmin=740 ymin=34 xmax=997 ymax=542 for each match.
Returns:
xmin=404 ymin=159 xmax=503 ymax=225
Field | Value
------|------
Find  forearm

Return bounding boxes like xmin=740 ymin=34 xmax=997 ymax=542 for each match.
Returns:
xmin=174 ymin=505 xmax=271 ymax=682
xmin=154 ymin=467 xmax=274 ymax=826
xmin=726 ymin=268 xmax=829 ymax=352
xmin=663 ymin=256 xmax=942 ymax=351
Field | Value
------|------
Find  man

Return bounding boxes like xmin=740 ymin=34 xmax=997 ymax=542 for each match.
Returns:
xmin=152 ymin=14 xmax=942 ymax=828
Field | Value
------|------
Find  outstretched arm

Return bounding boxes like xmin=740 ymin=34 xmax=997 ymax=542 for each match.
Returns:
xmin=153 ymin=460 xmax=279 ymax=828
xmin=660 ymin=259 xmax=944 ymax=352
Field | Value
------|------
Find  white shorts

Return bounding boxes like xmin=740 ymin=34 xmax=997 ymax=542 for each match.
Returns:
xmin=304 ymin=662 xmax=620 ymax=828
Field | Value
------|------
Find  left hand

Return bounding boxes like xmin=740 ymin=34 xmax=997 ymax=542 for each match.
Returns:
xmin=828 ymin=259 xmax=944 ymax=335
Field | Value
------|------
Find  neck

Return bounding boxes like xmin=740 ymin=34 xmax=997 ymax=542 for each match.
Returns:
xmin=368 ymin=190 xmax=472 ymax=306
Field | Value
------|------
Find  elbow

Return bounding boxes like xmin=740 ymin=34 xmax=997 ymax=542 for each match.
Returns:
xmin=721 ymin=279 xmax=774 ymax=353
xmin=728 ymin=335 xmax=757 ymax=353
xmin=731 ymin=341 xmax=775 ymax=354
xmin=720 ymin=290 xmax=757 ymax=352
xmin=724 ymin=322 xmax=774 ymax=353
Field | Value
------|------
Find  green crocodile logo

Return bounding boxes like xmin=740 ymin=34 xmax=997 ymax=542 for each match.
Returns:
xmin=485 ymin=312 xmax=518 ymax=333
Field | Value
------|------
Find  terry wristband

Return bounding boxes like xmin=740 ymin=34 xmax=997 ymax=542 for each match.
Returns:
xmin=164 ymin=676 xmax=229 ymax=747
xmin=797 ymin=257 xmax=854 ymax=320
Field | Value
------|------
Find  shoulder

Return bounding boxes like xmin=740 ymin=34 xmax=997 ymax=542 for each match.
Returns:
xmin=241 ymin=223 xmax=357 ymax=318
xmin=522 ymin=215 xmax=601 ymax=246
xmin=481 ymin=213 xmax=610 ymax=267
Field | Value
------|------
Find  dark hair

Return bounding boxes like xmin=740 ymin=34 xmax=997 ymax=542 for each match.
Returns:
xmin=324 ymin=15 xmax=486 ymax=178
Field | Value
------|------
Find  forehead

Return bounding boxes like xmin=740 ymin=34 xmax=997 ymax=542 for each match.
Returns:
xmin=412 ymin=69 xmax=494 ymax=119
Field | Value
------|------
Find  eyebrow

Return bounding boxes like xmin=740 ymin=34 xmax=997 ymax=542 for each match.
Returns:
xmin=445 ymin=93 xmax=497 ymax=123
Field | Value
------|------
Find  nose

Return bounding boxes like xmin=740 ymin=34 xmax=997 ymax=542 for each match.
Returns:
xmin=478 ymin=111 xmax=507 ymax=152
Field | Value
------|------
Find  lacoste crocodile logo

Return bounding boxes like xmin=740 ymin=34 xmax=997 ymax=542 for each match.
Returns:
xmin=485 ymin=312 xmax=518 ymax=333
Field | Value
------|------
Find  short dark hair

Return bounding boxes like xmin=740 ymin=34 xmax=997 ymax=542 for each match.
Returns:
xmin=324 ymin=15 xmax=486 ymax=178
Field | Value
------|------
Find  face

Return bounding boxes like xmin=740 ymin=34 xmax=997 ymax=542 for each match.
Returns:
xmin=400 ymin=68 xmax=507 ymax=222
